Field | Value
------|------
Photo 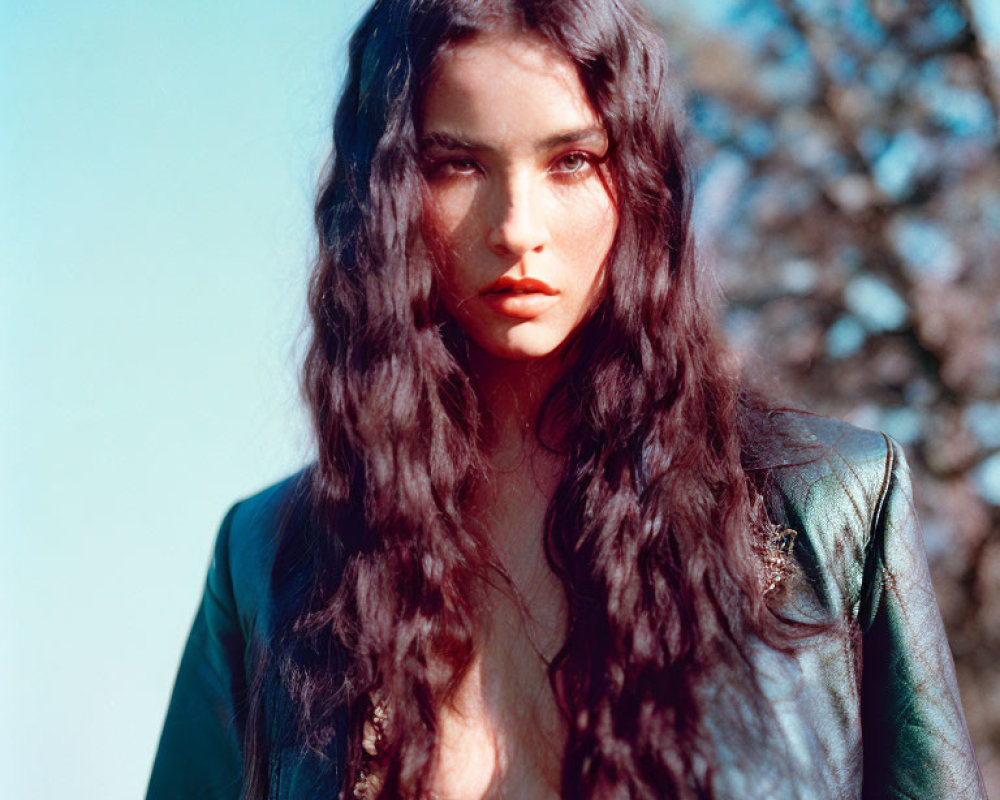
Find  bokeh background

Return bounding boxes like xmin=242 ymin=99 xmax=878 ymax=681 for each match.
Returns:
xmin=649 ymin=0 xmax=1000 ymax=792
xmin=2 ymin=1 xmax=997 ymax=799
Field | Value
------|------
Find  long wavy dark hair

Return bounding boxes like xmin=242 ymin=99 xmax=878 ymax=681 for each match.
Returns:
xmin=246 ymin=1 xmax=805 ymax=798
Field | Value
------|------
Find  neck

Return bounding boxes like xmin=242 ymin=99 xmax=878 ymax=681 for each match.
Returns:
xmin=464 ymin=344 xmax=568 ymax=594
xmin=463 ymin=348 xmax=569 ymax=659
xmin=467 ymin=345 xmax=564 ymax=456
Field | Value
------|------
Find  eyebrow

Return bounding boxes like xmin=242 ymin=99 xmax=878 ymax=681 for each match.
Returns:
xmin=419 ymin=126 xmax=608 ymax=153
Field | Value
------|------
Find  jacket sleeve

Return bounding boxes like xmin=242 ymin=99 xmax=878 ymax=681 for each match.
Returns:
xmin=860 ymin=436 xmax=986 ymax=799
xmin=146 ymin=505 xmax=247 ymax=800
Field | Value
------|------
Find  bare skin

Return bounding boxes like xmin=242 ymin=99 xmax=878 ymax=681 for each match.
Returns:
xmin=417 ymin=28 xmax=617 ymax=799
xmin=429 ymin=467 xmax=567 ymax=797
xmin=428 ymin=405 xmax=569 ymax=800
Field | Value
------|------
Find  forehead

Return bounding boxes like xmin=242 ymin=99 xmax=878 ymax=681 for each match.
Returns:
xmin=420 ymin=31 xmax=600 ymax=143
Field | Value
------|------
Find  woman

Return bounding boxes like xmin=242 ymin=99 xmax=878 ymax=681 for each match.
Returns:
xmin=146 ymin=0 xmax=985 ymax=798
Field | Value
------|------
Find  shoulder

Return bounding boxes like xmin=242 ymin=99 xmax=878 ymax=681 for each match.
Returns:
xmin=219 ymin=467 xmax=317 ymax=643
xmin=754 ymin=412 xmax=901 ymax=620
xmin=757 ymin=411 xmax=893 ymax=509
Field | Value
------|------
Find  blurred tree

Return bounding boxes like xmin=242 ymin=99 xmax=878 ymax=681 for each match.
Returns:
xmin=650 ymin=0 xmax=1000 ymax=789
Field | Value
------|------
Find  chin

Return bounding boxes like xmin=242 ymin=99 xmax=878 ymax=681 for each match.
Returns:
xmin=473 ymin=330 xmax=566 ymax=362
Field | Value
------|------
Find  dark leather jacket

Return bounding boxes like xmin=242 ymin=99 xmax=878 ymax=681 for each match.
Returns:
xmin=146 ymin=416 xmax=986 ymax=798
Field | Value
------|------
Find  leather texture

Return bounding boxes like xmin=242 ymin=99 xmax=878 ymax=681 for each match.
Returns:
xmin=145 ymin=415 xmax=987 ymax=799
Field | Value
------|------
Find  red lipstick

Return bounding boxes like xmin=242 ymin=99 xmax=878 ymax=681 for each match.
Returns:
xmin=481 ymin=276 xmax=558 ymax=296
xmin=480 ymin=276 xmax=559 ymax=319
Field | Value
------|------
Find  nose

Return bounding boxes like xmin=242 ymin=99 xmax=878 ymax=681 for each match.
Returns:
xmin=485 ymin=172 xmax=550 ymax=258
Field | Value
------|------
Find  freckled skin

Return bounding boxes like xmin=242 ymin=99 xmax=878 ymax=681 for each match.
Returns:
xmin=420 ymin=31 xmax=618 ymax=362
xmin=416 ymin=32 xmax=616 ymax=799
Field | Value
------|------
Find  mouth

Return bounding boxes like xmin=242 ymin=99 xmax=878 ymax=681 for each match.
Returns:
xmin=479 ymin=277 xmax=560 ymax=320
xmin=480 ymin=276 xmax=558 ymax=296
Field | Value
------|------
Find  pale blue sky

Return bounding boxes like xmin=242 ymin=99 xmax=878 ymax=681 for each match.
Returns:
xmin=2 ymin=3 xmax=368 ymax=798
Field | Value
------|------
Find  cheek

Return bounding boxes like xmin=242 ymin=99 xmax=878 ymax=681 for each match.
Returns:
xmin=422 ymin=198 xmax=483 ymax=316
xmin=565 ymin=196 xmax=617 ymax=317
xmin=555 ymin=189 xmax=617 ymax=274
xmin=423 ymin=188 xmax=480 ymax=273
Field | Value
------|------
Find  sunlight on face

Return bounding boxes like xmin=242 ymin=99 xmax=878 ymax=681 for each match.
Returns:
xmin=420 ymin=31 xmax=618 ymax=361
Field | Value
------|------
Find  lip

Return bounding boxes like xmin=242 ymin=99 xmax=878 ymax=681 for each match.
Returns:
xmin=479 ymin=276 xmax=559 ymax=320
xmin=481 ymin=276 xmax=558 ymax=296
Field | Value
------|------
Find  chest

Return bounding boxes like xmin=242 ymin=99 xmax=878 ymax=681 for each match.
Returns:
xmin=428 ymin=466 xmax=568 ymax=798
xmin=427 ymin=642 xmax=566 ymax=800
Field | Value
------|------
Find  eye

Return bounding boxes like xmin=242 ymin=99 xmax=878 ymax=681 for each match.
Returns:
xmin=424 ymin=156 xmax=481 ymax=179
xmin=552 ymin=151 xmax=596 ymax=176
xmin=447 ymin=157 xmax=478 ymax=174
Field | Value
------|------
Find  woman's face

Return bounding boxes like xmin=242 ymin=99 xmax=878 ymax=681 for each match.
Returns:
xmin=419 ymin=32 xmax=618 ymax=361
